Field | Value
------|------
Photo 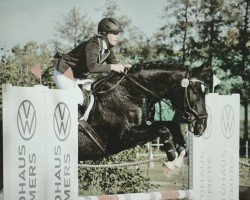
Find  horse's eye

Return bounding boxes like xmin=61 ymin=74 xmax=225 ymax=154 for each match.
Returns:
xmin=201 ymin=84 xmax=205 ymax=93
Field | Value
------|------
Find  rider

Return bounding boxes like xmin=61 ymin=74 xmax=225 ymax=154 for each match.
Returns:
xmin=53 ymin=17 xmax=131 ymax=107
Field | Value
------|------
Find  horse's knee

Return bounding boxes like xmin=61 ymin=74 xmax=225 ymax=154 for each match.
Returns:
xmin=158 ymin=126 xmax=171 ymax=138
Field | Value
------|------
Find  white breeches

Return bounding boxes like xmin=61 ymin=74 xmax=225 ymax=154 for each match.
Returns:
xmin=54 ymin=69 xmax=84 ymax=105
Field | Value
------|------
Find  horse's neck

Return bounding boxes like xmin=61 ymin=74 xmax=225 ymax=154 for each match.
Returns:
xmin=134 ymin=69 xmax=187 ymax=112
xmin=137 ymin=69 xmax=182 ymax=95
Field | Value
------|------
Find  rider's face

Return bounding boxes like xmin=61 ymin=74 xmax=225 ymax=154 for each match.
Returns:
xmin=107 ymin=33 xmax=119 ymax=46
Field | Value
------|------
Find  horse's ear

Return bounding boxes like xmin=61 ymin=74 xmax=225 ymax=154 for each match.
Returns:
xmin=191 ymin=64 xmax=210 ymax=79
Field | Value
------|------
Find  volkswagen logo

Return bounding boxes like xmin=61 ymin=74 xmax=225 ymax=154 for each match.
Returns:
xmin=202 ymin=105 xmax=212 ymax=140
xmin=221 ymin=105 xmax=235 ymax=139
xmin=53 ymin=102 xmax=71 ymax=141
xmin=17 ymin=100 xmax=36 ymax=140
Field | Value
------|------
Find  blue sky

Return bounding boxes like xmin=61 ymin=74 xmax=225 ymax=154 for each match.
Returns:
xmin=0 ymin=0 xmax=166 ymax=49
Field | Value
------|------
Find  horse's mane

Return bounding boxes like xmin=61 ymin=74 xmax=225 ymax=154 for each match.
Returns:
xmin=131 ymin=61 xmax=188 ymax=72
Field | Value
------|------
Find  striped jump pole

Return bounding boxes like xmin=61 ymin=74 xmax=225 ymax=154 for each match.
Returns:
xmin=79 ymin=190 xmax=194 ymax=200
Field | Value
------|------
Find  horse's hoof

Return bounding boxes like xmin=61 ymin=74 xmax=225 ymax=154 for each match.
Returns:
xmin=174 ymin=150 xmax=186 ymax=168
xmin=162 ymin=161 xmax=176 ymax=177
xmin=179 ymin=149 xmax=186 ymax=157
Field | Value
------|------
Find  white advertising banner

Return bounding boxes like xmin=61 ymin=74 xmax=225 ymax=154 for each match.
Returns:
xmin=3 ymin=85 xmax=47 ymax=200
xmin=190 ymin=94 xmax=240 ymax=200
xmin=46 ymin=89 xmax=78 ymax=200
xmin=3 ymin=85 xmax=78 ymax=200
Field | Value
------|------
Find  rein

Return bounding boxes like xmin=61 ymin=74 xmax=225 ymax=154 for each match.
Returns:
xmin=92 ymin=72 xmax=126 ymax=94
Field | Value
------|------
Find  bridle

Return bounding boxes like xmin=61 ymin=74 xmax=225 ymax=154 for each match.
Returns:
xmin=126 ymin=76 xmax=208 ymax=125
xmin=182 ymin=78 xmax=208 ymax=135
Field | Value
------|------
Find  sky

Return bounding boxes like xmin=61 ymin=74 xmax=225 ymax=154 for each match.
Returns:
xmin=0 ymin=0 xmax=166 ymax=50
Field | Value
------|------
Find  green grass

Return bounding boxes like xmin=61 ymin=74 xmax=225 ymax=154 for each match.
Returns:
xmin=240 ymin=158 xmax=250 ymax=186
xmin=138 ymin=150 xmax=189 ymax=191
xmin=139 ymin=151 xmax=249 ymax=192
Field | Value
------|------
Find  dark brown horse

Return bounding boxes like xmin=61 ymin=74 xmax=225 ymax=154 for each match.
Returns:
xmin=78 ymin=62 xmax=208 ymax=161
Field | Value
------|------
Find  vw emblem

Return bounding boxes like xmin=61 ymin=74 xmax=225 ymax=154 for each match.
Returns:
xmin=53 ymin=102 xmax=71 ymax=141
xmin=17 ymin=100 xmax=36 ymax=140
xmin=202 ymin=105 xmax=212 ymax=140
xmin=221 ymin=105 xmax=235 ymax=139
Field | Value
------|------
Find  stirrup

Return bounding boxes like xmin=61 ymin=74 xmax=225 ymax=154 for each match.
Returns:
xmin=76 ymin=79 xmax=93 ymax=91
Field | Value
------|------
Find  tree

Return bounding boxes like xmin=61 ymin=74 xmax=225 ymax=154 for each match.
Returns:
xmin=221 ymin=0 xmax=250 ymax=140
xmin=101 ymin=0 xmax=147 ymax=63
xmin=211 ymin=0 xmax=250 ymax=139
xmin=0 ymin=42 xmax=56 ymax=118
xmin=239 ymin=0 xmax=250 ymax=141
xmin=53 ymin=7 xmax=95 ymax=52
xmin=158 ymin=0 xmax=197 ymax=64
xmin=190 ymin=0 xmax=227 ymax=91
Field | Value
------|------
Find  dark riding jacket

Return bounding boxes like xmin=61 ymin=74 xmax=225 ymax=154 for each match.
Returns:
xmin=56 ymin=36 xmax=118 ymax=79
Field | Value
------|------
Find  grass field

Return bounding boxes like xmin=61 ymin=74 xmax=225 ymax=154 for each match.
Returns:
xmin=140 ymin=159 xmax=189 ymax=191
xmin=240 ymin=158 xmax=250 ymax=187
xmin=139 ymin=151 xmax=250 ymax=192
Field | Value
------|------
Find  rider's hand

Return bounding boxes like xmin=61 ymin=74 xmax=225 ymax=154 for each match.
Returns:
xmin=111 ymin=63 xmax=131 ymax=73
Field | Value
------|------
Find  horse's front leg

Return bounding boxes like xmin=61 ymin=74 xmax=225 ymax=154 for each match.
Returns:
xmin=120 ymin=124 xmax=158 ymax=148
xmin=157 ymin=124 xmax=178 ymax=162
xmin=120 ymin=122 xmax=177 ymax=161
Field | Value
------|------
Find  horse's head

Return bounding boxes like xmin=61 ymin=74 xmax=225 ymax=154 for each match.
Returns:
xmin=129 ymin=62 xmax=208 ymax=136
xmin=167 ymin=65 xmax=209 ymax=136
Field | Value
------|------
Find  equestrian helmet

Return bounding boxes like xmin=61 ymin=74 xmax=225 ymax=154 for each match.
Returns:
xmin=98 ymin=18 xmax=121 ymax=35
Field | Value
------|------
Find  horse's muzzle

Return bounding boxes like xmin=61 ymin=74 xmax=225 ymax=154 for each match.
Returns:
xmin=185 ymin=112 xmax=208 ymax=136
xmin=193 ymin=116 xmax=207 ymax=136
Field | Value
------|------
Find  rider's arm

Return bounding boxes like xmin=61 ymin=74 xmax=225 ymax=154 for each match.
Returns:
xmin=84 ymin=39 xmax=131 ymax=74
